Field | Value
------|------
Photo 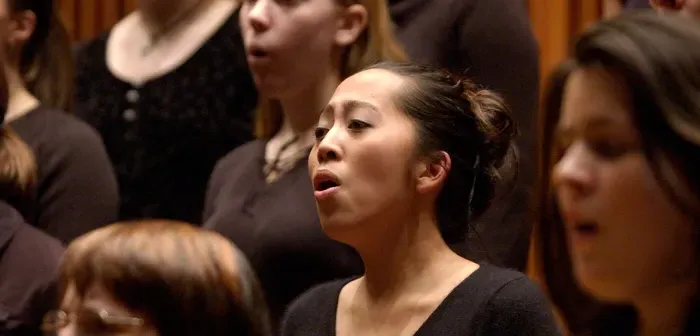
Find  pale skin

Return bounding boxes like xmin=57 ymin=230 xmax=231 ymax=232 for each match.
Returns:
xmin=553 ymin=66 xmax=697 ymax=336
xmin=238 ymin=0 xmax=367 ymax=160
xmin=311 ymin=69 xmax=479 ymax=336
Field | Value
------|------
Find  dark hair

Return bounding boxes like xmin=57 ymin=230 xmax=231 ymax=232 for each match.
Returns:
xmin=57 ymin=220 xmax=272 ymax=336
xmin=366 ymin=62 xmax=518 ymax=245
xmin=11 ymin=0 xmax=73 ymax=111
xmin=538 ymin=11 xmax=700 ymax=335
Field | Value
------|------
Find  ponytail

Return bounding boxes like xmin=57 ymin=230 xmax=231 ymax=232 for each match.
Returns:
xmin=21 ymin=11 xmax=74 ymax=112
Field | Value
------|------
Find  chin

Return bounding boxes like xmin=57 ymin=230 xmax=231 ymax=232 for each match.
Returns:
xmin=318 ymin=213 xmax=363 ymax=244
xmin=574 ymin=266 xmax=634 ymax=304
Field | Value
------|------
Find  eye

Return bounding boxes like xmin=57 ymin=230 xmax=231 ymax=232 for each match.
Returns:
xmin=348 ymin=119 xmax=371 ymax=131
xmin=314 ymin=127 xmax=329 ymax=141
xmin=587 ymin=139 xmax=630 ymax=159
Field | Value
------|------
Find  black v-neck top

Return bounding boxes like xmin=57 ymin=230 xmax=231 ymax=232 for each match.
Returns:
xmin=281 ymin=263 xmax=561 ymax=336
xmin=203 ymin=140 xmax=364 ymax=330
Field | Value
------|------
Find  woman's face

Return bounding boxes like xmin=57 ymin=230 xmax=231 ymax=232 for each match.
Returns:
xmin=239 ymin=0 xmax=364 ymax=99
xmin=308 ymin=69 xmax=426 ymax=244
xmin=552 ymin=66 xmax=696 ymax=303
xmin=56 ymin=284 xmax=157 ymax=336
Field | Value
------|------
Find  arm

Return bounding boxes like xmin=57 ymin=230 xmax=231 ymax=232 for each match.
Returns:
xmin=457 ymin=0 xmax=540 ymax=271
xmin=482 ymin=277 xmax=563 ymax=336
xmin=36 ymin=123 xmax=118 ymax=243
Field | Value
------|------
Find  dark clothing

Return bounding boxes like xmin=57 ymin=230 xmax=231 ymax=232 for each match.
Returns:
xmin=389 ymin=0 xmax=540 ymax=270
xmin=74 ymin=11 xmax=257 ymax=224
xmin=625 ymin=0 xmax=652 ymax=9
xmin=282 ymin=263 xmax=561 ymax=336
xmin=11 ymin=107 xmax=118 ymax=243
xmin=203 ymin=140 xmax=363 ymax=329
xmin=0 ymin=201 xmax=63 ymax=336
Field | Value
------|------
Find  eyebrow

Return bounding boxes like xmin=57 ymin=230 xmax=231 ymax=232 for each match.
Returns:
xmin=555 ymin=116 xmax=618 ymax=139
xmin=321 ymin=99 xmax=378 ymax=118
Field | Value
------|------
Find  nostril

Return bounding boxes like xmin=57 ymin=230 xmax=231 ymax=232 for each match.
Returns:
xmin=326 ymin=151 xmax=337 ymax=160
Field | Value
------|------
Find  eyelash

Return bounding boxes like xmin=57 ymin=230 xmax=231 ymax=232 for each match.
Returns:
xmin=314 ymin=120 xmax=372 ymax=141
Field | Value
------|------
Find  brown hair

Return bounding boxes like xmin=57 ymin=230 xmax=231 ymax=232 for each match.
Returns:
xmin=10 ymin=0 xmax=74 ymax=111
xmin=0 ymin=51 xmax=36 ymax=219
xmin=538 ymin=11 xmax=700 ymax=334
xmin=255 ymin=0 xmax=408 ymax=138
xmin=59 ymin=220 xmax=272 ymax=336
xmin=366 ymin=62 xmax=517 ymax=244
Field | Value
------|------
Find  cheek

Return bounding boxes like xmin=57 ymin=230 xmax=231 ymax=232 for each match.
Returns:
xmin=349 ymin=139 xmax=414 ymax=197
xmin=584 ymin=156 xmax=695 ymax=296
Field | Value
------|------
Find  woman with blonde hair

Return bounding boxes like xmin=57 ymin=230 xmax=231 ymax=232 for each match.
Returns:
xmin=203 ymin=0 xmax=406 ymax=328
xmin=43 ymin=220 xmax=271 ymax=336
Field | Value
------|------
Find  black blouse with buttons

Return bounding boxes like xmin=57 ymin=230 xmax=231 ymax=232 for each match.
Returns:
xmin=74 ymin=12 xmax=257 ymax=224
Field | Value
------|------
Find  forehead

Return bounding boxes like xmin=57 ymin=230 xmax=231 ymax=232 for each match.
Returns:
xmin=560 ymin=66 xmax=633 ymax=128
xmin=328 ymin=69 xmax=406 ymax=110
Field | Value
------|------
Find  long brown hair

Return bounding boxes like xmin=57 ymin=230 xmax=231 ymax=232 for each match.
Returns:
xmin=58 ymin=220 xmax=272 ymax=336
xmin=11 ymin=0 xmax=74 ymax=112
xmin=538 ymin=11 xmax=700 ymax=335
xmin=0 ymin=46 xmax=36 ymax=219
xmin=255 ymin=0 xmax=407 ymax=138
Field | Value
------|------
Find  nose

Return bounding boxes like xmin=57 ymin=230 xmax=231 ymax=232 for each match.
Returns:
xmin=551 ymin=142 xmax=595 ymax=198
xmin=316 ymin=128 xmax=342 ymax=164
xmin=245 ymin=0 xmax=271 ymax=33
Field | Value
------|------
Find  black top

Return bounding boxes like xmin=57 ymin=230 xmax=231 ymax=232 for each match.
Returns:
xmin=0 ymin=201 xmax=63 ymax=336
xmin=388 ymin=0 xmax=539 ymax=271
xmin=10 ymin=107 xmax=118 ymax=243
xmin=74 ymin=10 xmax=258 ymax=223
xmin=281 ymin=263 xmax=561 ymax=336
xmin=624 ymin=0 xmax=652 ymax=9
xmin=203 ymin=140 xmax=363 ymax=329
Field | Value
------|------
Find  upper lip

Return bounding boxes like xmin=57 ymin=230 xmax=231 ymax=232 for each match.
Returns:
xmin=312 ymin=170 xmax=341 ymax=191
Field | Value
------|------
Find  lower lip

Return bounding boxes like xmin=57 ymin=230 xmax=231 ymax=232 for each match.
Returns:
xmin=569 ymin=229 xmax=599 ymax=246
xmin=314 ymin=186 xmax=339 ymax=201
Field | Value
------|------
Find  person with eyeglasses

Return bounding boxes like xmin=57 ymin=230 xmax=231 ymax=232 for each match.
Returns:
xmin=42 ymin=220 xmax=272 ymax=336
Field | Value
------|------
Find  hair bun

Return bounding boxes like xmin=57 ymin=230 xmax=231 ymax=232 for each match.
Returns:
xmin=458 ymin=80 xmax=517 ymax=171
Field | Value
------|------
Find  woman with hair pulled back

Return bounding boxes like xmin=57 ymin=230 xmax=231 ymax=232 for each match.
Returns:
xmin=203 ymin=0 xmax=405 ymax=328
xmin=281 ymin=62 xmax=560 ymax=336
xmin=0 ymin=0 xmax=117 ymax=243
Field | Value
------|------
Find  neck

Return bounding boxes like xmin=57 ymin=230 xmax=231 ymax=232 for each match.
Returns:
xmin=634 ymin=279 xmax=697 ymax=336
xmin=3 ymin=65 xmax=39 ymax=123
xmin=278 ymin=71 xmax=341 ymax=136
xmin=138 ymin=0 xmax=214 ymax=36
xmin=355 ymin=209 xmax=467 ymax=301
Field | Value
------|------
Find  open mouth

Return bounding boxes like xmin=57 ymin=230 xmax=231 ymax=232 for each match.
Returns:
xmin=314 ymin=178 xmax=339 ymax=192
xmin=248 ymin=48 xmax=269 ymax=58
xmin=312 ymin=171 xmax=341 ymax=193
xmin=572 ymin=221 xmax=599 ymax=235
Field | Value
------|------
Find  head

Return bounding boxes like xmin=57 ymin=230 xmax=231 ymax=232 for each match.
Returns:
xmin=309 ymin=62 xmax=516 ymax=248
xmin=241 ymin=0 xmax=408 ymax=137
xmin=540 ymin=11 xmax=700 ymax=333
xmin=650 ymin=0 xmax=700 ymax=18
xmin=48 ymin=220 xmax=272 ymax=336
xmin=0 ymin=0 xmax=73 ymax=111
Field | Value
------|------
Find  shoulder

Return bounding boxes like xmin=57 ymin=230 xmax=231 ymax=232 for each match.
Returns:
xmin=14 ymin=108 xmax=105 ymax=149
xmin=74 ymin=33 xmax=109 ymax=66
xmin=281 ymin=279 xmax=349 ymax=335
xmin=212 ymin=140 xmax=264 ymax=176
xmin=473 ymin=265 xmax=562 ymax=335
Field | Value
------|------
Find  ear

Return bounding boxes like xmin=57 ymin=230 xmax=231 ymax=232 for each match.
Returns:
xmin=334 ymin=4 xmax=368 ymax=47
xmin=415 ymin=151 xmax=451 ymax=195
xmin=7 ymin=10 xmax=36 ymax=47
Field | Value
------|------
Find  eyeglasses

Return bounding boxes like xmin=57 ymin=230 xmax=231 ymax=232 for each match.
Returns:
xmin=42 ymin=308 xmax=145 ymax=335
